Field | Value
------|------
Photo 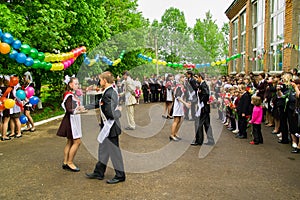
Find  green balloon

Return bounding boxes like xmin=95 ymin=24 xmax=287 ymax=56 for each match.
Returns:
xmin=173 ymin=63 xmax=178 ymax=67
xmin=40 ymin=61 xmax=47 ymax=69
xmin=119 ymin=55 xmax=123 ymax=59
xmin=29 ymin=48 xmax=38 ymax=59
xmin=167 ymin=62 xmax=172 ymax=67
xmin=179 ymin=63 xmax=183 ymax=68
xmin=20 ymin=44 xmax=31 ymax=54
xmin=37 ymin=52 xmax=45 ymax=61
xmin=32 ymin=59 xmax=41 ymax=69
xmin=45 ymin=63 xmax=52 ymax=70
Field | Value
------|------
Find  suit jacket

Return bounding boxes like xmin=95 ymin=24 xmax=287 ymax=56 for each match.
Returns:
xmin=255 ymin=80 xmax=267 ymax=100
xmin=198 ymin=81 xmax=210 ymax=114
xmin=123 ymin=77 xmax=137 ymax=106
xmin=100 ymin=87 xmax=122 ymax=138
xmin=237 ymin=92 xmax=251 ymax=116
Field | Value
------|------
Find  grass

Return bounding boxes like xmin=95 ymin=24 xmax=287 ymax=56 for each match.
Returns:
xmin=31 ymin=103 xmax=64 ymax=122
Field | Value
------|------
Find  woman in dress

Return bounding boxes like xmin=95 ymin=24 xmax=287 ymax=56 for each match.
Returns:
xmin=57 ymin=76 xmax=87 ymax=172
xmin=22 ymin=71 xmax=36 ymax=132
xmin=162 ymin=74 xmax=174 ymax=119
xmin=170 ymin=74 xmax=191 ymax=141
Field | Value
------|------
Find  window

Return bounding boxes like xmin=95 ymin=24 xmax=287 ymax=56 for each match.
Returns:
xmin=231 ymin=18 xmax=239 ymax=73
xmin=270 ymin=0 xmax=285 ymax=71
xmin=252 ymin=0 xmax=265 ymax=71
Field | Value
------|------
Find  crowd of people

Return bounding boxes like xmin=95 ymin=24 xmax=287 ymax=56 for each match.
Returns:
xmin=212 ymin=69 xmax=300 ymax=153
xmin=0 ymin=72 xmax=36 ymax=141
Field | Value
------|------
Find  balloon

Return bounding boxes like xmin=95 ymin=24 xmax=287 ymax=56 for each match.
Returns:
xmin=211 ymin=62 xmax=216 ymax=67
xmin=221 ymin=59 xmax=226 ymax=64
xmin=9 ymin=49 xmax=18 ymax=59
xmin=148 ymin=57 xmax=152 ymax=62
xmin=0 ymin=29 xmax=2 ymax=38
xmin=19 ymin=114 xmax=28 ymax=124
xmin=167 ymin=62 xmax=172 ymax=67
xmin=32 ymin=59 xmax=41 ymax=69
xmin=16 ymin=90 xmax=26 ymax=100
xmin=37 ymin=52 xmax=45 ymax=61
xmin=12 ymin=40 xmax=22 ymax=49
xmin=1 ymin=33 xmax=14 ymax=44
xmin=25 ymin=87 xmax=35 ymax=98
xmin=152 ymin=59 xmax=157 ymax=63
xmin=20 ymin=44 xmax=31 ymax=54
xmin=81 ymin=46 xmax=86 ymax=52
xmin=16 ymin=53 xmax=27 ymax=63
xmin=29 ymin=96 xmax=39 ymax=105
xmin=4 ymin=99 xmax=15 ymax=109
xmin=29 ymin=48 xmax=39 ymax=59
xmin=216 ymin=61 xmax=221 ymax=65
xmin=196 ymin=64 xmax=201 ymax=68
xmin=179 ymin=63 xmax=183 ymax=68
xmin=9 ymin=76 xmax=19 ymax=87
xmin=45 ymin=63 xmax=52 ymax=70
xmin=0 ymin=42 xmax=11 ymax=54
xmin=24 ymin=57 xmax=34 ymax=67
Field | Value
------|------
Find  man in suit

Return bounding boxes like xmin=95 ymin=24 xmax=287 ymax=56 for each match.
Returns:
xmin=185 ymin=70 xmax=198 ymax=121
xmin=191 ymin=72 xmax=215 ymax=146
xmin=236 ymin=84 xmax=251 ymax=139
xmin=86 ymin=71 xmax=125 ymax=184
xmin=120 ymin=71 xmax=137 ymax=130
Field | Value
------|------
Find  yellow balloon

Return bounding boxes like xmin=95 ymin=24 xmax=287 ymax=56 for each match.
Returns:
xmin=162 ymin=61 xmax=167 ymax=66
xmin=221 ymin=59 xmax=226 ymax=64
xmin=216 ymin=61 xmax=221 ymax=65
xmin=4 ymin=99 xmax=15 ymax=109
xmin=152 ymin=59 xmax=157 ymax=63
xmin=211 ymin=62 xmax=216 ymax=67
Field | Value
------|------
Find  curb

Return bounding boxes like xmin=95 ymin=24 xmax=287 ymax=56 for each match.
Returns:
xmin=33 ymin=114 xmax=65 ymax=127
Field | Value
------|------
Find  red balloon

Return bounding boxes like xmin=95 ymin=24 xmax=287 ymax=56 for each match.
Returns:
xmin=9 ymin=76 xmax=19 ymax=87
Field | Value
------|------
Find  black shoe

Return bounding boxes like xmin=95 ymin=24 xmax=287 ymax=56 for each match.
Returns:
xmin=190 ymin=141 xmax=201 ymax=146
xmin=169 ymin=136 xmax=179 ymax=142
xmin=227 ymin=128 xmax=233 ymax=131
xmin=235 ymin=134 xmax=241 ymax=138
xmin=85 ymin=173 xmax=104 ymax=180
xmin=238 ymin=136 xmax=247 ymax=139
xmin=106 ymin=178 xmax=125 ymax=184
xmin=278 ymin=140 xmax=289 ymax=144
xmin=1 ymin=137 xmax=11 ymax=141
xmin=204 ymin=142 xmax=215 ymax=146
xmin=291 ymin=148 xmax=300 ymax=153
xmin=65 ymin=164 xmax=80 ymax=172
xmin=62 ymin=164 xmax=67 ymax=169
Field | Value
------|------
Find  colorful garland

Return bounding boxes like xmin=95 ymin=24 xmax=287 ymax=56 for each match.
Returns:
xmin=137 ymin=53 xmax=242 ymax=68
xmin=0 ymin=29 xmax=86 ymax=71
xmin=83 ymin=50 xmax=125 ymax=67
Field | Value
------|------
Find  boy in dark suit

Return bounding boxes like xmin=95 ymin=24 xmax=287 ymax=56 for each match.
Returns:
xmin=86 ymin=71 xmax=125 ymax=184
xmin=236 ymin=84 xmax=251 ymax=139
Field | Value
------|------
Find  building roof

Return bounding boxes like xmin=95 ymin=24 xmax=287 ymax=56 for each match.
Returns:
xmin=225 ymin=0 xmax=247 ymax=20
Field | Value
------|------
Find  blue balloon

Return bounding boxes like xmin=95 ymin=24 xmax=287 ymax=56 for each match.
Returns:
xmin=148 ymin=57 xmax=152 ymax=62
xmin=109 ymin=61 xmax=113 ymax=66
xmin=16 ymin=89 xmax=26 ymax=100
xmin=29 ymin=96 xmax=39 ymax=105
xmin=1 ymin=33 xmax=14 ymax=44
xmin=206 ymin=63 xmax=210 ymax=67
xmin=12 ymin=40 xmax=22 ymax=49
xmin=24 ymin=57 xmax=34 ymax=67
xmin=19 ymin=114 xmax=28 ymax=124
xmin=0 ymin=29 xmax=2 ymax=38
xmin=84 ymin=58 xmax=90 ymax=65
xmin=16 ymin=53 xmax=27 ymax=64
xmin=9 ymin=50 xmax=18 ymax=59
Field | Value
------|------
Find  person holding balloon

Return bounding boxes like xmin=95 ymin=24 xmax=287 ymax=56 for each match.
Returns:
xmin=0 ymin=76 xmax=21 ymax=140
xmin=57 ymin=75 xmax=87 ymax=172
xmin=21 ymin=72 xmax=36 ymax=132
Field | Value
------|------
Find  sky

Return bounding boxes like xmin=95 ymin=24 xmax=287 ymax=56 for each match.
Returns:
xmin=137 ymin=0 xmax=234 ymax=28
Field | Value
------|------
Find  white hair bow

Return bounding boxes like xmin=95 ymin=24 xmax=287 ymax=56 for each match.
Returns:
xmin=24 ymin=71 xmax=33 ymax=82
xmin=64 ymin=75 xmax=75 ymax=84
xmin=4 ymin=75 xmax=10 ymax=81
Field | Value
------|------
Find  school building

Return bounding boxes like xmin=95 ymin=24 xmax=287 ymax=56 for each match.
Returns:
xmin=225 ymin=0 xmax=300 ymax=74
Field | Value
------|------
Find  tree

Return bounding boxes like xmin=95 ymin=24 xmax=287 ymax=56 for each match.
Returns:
xmin=193 ymin=11 xmax=225 ymax=61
